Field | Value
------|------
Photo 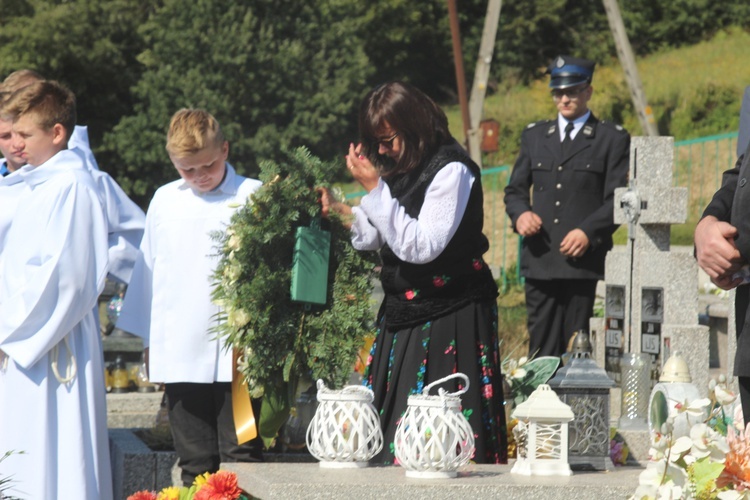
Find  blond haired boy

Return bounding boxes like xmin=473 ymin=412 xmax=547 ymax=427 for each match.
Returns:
xmin=117 ymin=108 xmax=264 ymax=485
xmin=0 ymin=69 xmax=145 ymax=284
xmin=0 ymin=80 xmax=112 ymax=499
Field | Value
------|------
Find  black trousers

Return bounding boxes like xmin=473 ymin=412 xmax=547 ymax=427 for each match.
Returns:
xmin=165 ymin=382 xmax=263 ymax=485
xmin=524 ymin=278 xmax=598 ymax=358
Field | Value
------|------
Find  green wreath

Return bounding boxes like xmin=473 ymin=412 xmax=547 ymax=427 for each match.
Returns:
xmin=211 ymin=147 xmax=378 ymax=448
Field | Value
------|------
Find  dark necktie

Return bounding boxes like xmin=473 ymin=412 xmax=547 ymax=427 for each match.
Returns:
xmin=562 ymin=121 xmax=574 ymax=156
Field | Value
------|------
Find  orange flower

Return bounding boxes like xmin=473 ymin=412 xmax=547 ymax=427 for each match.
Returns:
xmin=127 ymin=491 xmax=157 ymax=500
xmin=194 ymin=470 xmax=243 ymax=500
xmin=718 ymin=422 xmax=750 ymax=491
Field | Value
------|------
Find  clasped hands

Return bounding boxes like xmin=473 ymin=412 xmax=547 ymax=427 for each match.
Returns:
xmin=516 ymin=211 xmax=590 ymax=258
xmin=694 ymin=216 xmax=745 ymax=290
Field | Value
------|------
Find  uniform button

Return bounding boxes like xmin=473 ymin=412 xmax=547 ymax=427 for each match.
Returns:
xmin=557 ymin=165 xmax=563 ymax=171
xmin=741 ymin=178 xmax=747 ymax=187
xmin=556 ymin=183 xmax=562 ymax=189
xmin=586 ymin=164 xmax=591 ymax=168
xmin=537 ymin=162 xmax=542 ymax=167
xmin=555 ymin=201 xmax=561 ymax=207
xmin=554 ymin=218 xmax=559 ymax=224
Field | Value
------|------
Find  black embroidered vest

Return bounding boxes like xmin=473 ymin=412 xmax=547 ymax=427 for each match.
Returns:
xmin=379 ymin=141 xmax=498 ymax=330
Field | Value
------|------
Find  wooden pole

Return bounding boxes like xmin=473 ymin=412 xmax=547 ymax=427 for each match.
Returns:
xmin=602 ymin=0 xmax=658 ymax=136
xmin=447 ymin=0 xmax=472 ymax=149
xmin=467 ymin=0 xmax=503 ymax=167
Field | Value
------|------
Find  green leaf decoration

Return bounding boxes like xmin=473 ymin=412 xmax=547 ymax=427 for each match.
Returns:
xmin=511 ymin=356 xmax=560 ymax=406
xmin=211 ymin=147 xmax=378 ymax=447
xmin=258 ymin=385 xmax=292 ymax=450
xmin=689 ymin=458 xmax=724 ymax=499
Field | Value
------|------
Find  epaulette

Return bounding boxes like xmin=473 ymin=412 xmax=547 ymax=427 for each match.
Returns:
xmin=598 ymin=120 xmax=628 ymax=134
xmin=525 ymin=120 xmax=551 ymax=130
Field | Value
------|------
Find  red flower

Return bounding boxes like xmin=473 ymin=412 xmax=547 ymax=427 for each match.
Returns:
xmin=405 ymin=289 xmax=419 ymax=300
xmin=472 ymin=259 xmax=483 ymax=271
xmin=127 ymin=492 xmax=157 ymax=500
xmin=194 ymin=470 xmax=243 ymax=500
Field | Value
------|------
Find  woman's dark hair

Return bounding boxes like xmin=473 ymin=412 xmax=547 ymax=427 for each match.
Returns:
xmin=359 ymin=81 xmax=453 ymax=177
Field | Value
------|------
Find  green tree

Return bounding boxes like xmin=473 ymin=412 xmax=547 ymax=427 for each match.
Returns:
xmin=0 ymin=0 xmax=152 ymax=148
xmin=103 ymin=0 xmax=373 ymax=206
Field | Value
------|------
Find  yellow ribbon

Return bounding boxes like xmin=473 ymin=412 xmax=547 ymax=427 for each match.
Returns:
xmin=232 ymin=349 xmax=258 ymax=444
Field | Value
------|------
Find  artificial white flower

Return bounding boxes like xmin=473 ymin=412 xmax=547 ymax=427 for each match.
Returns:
xmin=689 ymin=422 xmax=729 ymax=461
xmin=504 ymin=356 xmax=528 ymax=380
xmin=715 ymin=384 xmax=738 ymax=406
xmin=673 ymin=397 xmax=711 ymax=417
xmin=718 ymin=490 xmax=750 ymax=500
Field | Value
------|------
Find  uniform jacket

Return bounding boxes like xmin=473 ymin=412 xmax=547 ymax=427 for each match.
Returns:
xmin=703 ymin=140 xmax=750 ymax=376
xmin=504 ymin=113 xmax=630 ymax=280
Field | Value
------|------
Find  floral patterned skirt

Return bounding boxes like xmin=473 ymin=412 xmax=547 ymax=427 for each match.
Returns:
xmin=363 ymin=299 xmax=508 ymax=464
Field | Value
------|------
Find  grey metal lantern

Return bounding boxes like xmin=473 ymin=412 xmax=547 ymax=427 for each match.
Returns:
xmin=548 ymin=330 xmax=616 ymax=471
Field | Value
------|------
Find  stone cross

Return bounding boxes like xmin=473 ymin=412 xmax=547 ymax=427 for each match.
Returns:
xmin=591 ymin=136 xmax=710 ymax=400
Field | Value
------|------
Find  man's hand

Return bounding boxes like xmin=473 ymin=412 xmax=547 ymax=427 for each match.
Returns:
xmin=516 ymin=211 xmax=542 ymax=237
xmin=560 ymin=229 xmax=590 ymax=258
xmin=694 ymin=216 xmax=743 ymax=289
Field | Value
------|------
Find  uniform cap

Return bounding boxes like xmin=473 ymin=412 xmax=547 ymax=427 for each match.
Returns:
xmin=547 ymin=55 xmax=595 ymax=89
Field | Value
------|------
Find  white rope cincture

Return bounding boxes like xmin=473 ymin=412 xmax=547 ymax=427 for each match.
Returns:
xmin=51 ymin=337 xmax=77 ymax=384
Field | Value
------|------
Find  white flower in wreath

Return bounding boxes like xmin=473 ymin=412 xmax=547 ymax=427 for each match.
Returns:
xmin=227 ymin=231 xmax=242 ymax=252
xmin=223 ymin=262 xmax=242 ymax=282
xmin=227 ymin=307 xmax=251 ymax=328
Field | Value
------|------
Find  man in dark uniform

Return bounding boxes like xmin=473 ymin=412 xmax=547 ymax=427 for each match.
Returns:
xmin=504 ymin=55 xmax=630 ymax=358
xmin=695 ymin=130 xmax=750 ymax=426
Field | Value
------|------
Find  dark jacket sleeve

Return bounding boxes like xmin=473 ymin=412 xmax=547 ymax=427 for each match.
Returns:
xmin=503 ymin=126 xmax=535 ymax=230
xmin=577 ymin=127 xmax=630 ymax=248
xmin=702 ymin=155 xmax=741 ymax=222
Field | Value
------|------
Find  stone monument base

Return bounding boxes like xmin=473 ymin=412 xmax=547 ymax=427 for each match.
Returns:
xmin=222 ymin=462 xmax=642 ymax=500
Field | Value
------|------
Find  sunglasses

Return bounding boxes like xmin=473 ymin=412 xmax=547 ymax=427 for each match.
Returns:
xmin=374 ymin=132 xmax=399 ymax=149
xmin=551 ymin=85 xmax=589 ymax=100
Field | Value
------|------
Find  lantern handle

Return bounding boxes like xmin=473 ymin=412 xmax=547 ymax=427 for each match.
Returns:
xmin=315 ymin=378 xmax=374 ymax=401
xmin=422 ymin=373 xmax=470 ymax=397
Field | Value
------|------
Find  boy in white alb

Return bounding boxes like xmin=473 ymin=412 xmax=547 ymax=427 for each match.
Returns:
xmin=0 ymin=81 xmax=112 ymax=499
xmin=116 ymin=109 xmax=263 ymax=485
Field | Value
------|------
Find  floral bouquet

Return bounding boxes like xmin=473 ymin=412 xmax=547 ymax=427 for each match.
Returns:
xmin=127 ymin=470 xmax=248 ymax=500
xmin=502 ymin=354 xmax=560 ymax=408
xmin=631 ymin=376 xmax=750 ymax=500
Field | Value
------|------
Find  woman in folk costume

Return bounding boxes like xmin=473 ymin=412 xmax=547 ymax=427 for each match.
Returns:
xmin=320 ymin=81 xmax=507 ymax=464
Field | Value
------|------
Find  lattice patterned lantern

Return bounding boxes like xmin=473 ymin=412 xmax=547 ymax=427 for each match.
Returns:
xmin=306 ymin=379 xmax=383 ymax=467
xmin=394 ymin=373 xmax=475 ymax=478
xmin=548 ymin=330 xmax=616 ymax=471
xmin=511 ymin=384 xmax=574 ymax=476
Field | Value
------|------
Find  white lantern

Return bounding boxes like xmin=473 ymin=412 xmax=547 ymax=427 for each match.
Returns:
xmin=306 ymin=379 xmax=383 ymax=467
xmin=648 ymin=352 xmax=705 ymax=438
xmin=394 ymin=373 xmax=475 ymax=479
xmin=511 ymin=384 xmax=574 ymax=477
